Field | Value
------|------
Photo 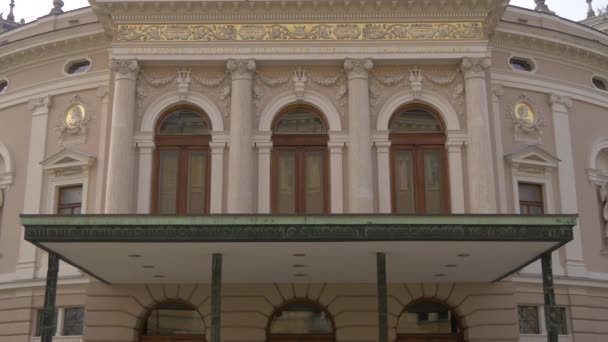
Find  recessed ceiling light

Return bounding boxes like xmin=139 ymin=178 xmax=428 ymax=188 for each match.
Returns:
xmin=457 ymin=253 xmax=471 ymax=257
xmin=445 ymin=264 xmax=457 ymax=268
xmin=153 ymin=275 xmax=165 ymax=278
xmin=293 ymin=264 xmax=306 ymax=268
xmin=294 ymin=273 xmax=307 ymax=277
xmin=435 ymin=273 xmax=445 ymax=277
xmin=128 ymin=254 xmax=141 ymax=258
xmin=143 ymin=265 xmax=155 ymax=269
xmin=293 ymin=253 xmax=306 ymax=257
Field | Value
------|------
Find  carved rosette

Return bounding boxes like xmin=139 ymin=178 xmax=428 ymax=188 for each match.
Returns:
xmin=344 ymin=58 xmax=374 ymax=80
xmin=226 ymin=59 xmax=256 ymax=80
xmin=460 ymin=57 xmax=491 ymax=79
xmin=110 ymin=59 xmax=140 ymax=80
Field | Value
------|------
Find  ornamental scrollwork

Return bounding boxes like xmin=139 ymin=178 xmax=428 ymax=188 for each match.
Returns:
xmin=116 ymin=22 xmax=485 ymax=42
xmin=109 ymin=59 xmax=139 ymax=76
xmin=460 ymin=57 xmax=492 ymax=77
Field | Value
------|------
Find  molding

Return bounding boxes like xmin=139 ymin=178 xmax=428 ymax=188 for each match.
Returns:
xmin=41 ymin=149 xmax=96 ymax=177
xmin=140 ymin=91 xmax=225 ymax=132
xmin=0 ymin=71 xmax=110 ymax=110
xmin=491 ymin=70 xmax=608 ymax=110
xmin=259 ymin=89 xmax=342 ymax=132
xmin=377 ymin=89 xmax=461 ymax=131
xmin=588 ymin=138 xmax=608 ymax=171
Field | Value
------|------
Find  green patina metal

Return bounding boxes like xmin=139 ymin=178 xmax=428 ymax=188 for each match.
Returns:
xmin=377 ymin=253 xmax=388 ymax=342
xmin=541 ymin=253 xmax=558 ymax=342
xmin=211 ymin=253 xmax=222 ymax=342
xmin=21 ymin=214 xmax=576 ymax=243
xmin=41 ymin=253 xmax=59 ymax=342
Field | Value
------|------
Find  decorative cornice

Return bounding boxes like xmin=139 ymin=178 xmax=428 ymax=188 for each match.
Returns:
xmin=27 ymin=96 xmax=51 ymax=113
xmin=461 ymin=57 xmax=491 ymax=78
xmin=344 ymin=58 xmax=373 ymax=80
xmin=109 ymin=59 xmax=140 ymax=78
xmin=549 ymin=93 xmax=573 ymax=112
xmin=226 ymin=59 xmax=256 ymax=80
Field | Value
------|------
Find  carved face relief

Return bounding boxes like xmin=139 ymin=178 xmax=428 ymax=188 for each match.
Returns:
xmin=65 ymin=104 xmax=86 ymax=129
xmin=514 ymin=102 xmax=537 ymax=128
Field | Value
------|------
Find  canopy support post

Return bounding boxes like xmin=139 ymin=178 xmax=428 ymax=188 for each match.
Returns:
xmin=541 ymin=252 xmax=558 ymax=342
xmin=41 ymin=252 xmax=59 ymax=342
xmin=377 ymin=252 xmax=388 ymax=342
xmin=211 ymin=253 xmax=222 ymax=342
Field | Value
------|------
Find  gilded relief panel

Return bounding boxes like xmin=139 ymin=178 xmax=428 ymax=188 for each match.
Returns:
xmin=117 ymin=22 xmax=484 ymax=42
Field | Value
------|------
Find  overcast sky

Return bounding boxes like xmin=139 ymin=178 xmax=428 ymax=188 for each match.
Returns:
xmin=2 ymin=0 xmax=608 ymax=23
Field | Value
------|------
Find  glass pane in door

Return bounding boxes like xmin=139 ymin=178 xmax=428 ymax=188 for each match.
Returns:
xmin=277 ymin=151 xmax=296 ymax=214
xmin=423 ymin=150 xmax=443 ymax=214
xmin=158 ymin=151 xmax=178 ymax=214
xmin=394 ymin=151 xmax=415 ymax=213
xmin=187 ymin=151 xmax=207 ymax=214
xmin=304 ymin=151 xmax=325 ymax=214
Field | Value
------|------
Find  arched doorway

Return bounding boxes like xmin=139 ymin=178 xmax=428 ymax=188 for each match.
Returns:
xmin=271 ymin=105 xmax=329 ymax=214
xmin=389 ymin=105 xmax=449 ymax=214
xmin=140 ymin=301 xmax=206 ymax=342
xmin=267 ymin=300 xmax=335 ymax=342
xmin=396 ymin=299 xmax=464 ymax=342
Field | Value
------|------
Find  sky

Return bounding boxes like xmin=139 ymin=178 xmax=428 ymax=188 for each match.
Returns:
xmin=2 ymin=0 xmax=608 ymax=24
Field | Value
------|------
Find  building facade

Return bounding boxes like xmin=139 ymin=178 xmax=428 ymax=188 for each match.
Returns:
xmin=0 ymin=1 xmax=608 ymax=342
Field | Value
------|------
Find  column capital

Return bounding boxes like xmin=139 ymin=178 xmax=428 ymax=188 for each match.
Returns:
xmin=28 ymin=96 xmax=51 ymax=114
xmin=492 ymin=84 xmax=505 ymax=98
xmin=227 ymin=59 xmax=256 ymax=80
xmin=461 ymin=57 xmax=491 ymax=79
xmin=549 ymin=93 xmax=573 ymax=113
xmin=344 ymin=58 xmax=373 ymax=80
xmin=110 ymin=59 xmax=140 ymax=80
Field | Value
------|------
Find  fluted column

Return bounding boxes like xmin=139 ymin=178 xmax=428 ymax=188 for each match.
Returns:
xmin=344 ymin=58 xmax=374 ymax=213
xmin=226 ymin=59 xmax=256 ymax=213
xmin=461 ymin=58 xmax=497 ymax=213
xmin=105 ymin=59 xmax=139 ymax=213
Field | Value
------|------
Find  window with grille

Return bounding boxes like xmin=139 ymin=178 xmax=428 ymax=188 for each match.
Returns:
xmin=35 ymin=307 xmax=83 ymax=337
xmin=518 ymin=305 xmax=540 ymax=334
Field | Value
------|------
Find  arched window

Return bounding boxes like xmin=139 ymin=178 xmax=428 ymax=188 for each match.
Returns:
xmin=390 ymin=106 xmax=448 ymax=214
xmin=272 ymin=105 xmax=329 ymax=214
xmin=268 ymin=301 xmax=335 ymax=342
xmin=153 ymin=106 xmax=211 ymax=214
xmin=141 ymin=301 xmax=205 ymax=340
xmin=396 ymin=299 xmax=463 ymax=342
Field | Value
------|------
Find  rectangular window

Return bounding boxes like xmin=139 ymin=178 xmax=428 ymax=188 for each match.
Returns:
xmin=57 ymin=185 xmax=83 ymax=215
xmin=518 ymin=305 xmax=540 ymax=334
xmin=518 ymin=183 xmax=544 ymax=214
xmin=35 ymin=307 xmax=84 ymax=337
xmin=556 ymin=307 xmax=568 ymax=335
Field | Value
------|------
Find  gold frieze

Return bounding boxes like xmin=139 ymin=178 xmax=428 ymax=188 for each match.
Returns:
xmin=116 ymin=22 xmax=484 ymax=42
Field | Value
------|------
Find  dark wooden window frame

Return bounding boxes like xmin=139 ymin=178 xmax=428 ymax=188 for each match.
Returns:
xmin=271 ymin=105 xmax=330 ymax=215
xmin=152 ymin=105 xmax=212 ymax=215
xmin=389 ymin=105 xmax=450 ymax=214
xmin=57 ymin=185 xmax=83 ymax=215
xmin=140 ymin=300 xmax=206 ymax=341
xmin=396 ymin=297 xmax=464 ymax=342
xmin=266 ymin=299 xmax=336 ymax=342
xmin=518 ymin=182 xmax=545 ymax=215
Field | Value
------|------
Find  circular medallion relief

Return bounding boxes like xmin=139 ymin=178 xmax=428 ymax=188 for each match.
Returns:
xmin=65 ymin=104 xmax=86 ymax=128
xmin=514 ymin=102 xmax=536 ymax=127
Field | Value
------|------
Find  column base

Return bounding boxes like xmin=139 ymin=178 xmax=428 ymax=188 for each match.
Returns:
xmin=565 ymin=260 xmax=587 ymax=278
xmin=14 ymin=261 xmax=36 ymax=280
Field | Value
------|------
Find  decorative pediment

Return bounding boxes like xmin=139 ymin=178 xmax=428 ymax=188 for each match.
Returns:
xmin=505 ymin=145 xmax=559 ymax=174
xmin=41 ymin=149 xmax=96 ymax=176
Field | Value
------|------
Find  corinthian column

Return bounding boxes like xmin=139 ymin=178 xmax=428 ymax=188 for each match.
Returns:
xmin=344 ymin=58 xmax=374 ymax=213
xmin=226 ymin=59 xmax=256 ymax=213
xmin=461 ymin=58 xmax=497 ymax=213
xmin=105 ymin=59 xmax=139 ymax=213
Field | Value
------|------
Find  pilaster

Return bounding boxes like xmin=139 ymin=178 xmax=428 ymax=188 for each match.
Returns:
xmin=94 ymin=86 xmax=110 ymax=213
xmin=328 ymin=132 xmax=347 ymax=214
xmin=226 ymin=59 xmax=256 ymax=213
xmin=105 ymin=59 xmax=140 ymax=213
xmin=254 ymin=133 xmax=272 ymax=214
xmin=549 ymin=93 xmax=587 ymax=277
xmin=16 ymin=96 xmax=51 ymax=280
xmin=373 ymin=131 xmax=391 ymax=214
xmin=344 ymin=58 xmax=374 ymax=213
xmin=446 ymin=131 xmax=467 ymax=214
xmin=461 ymin=57 xmax=497 ymax=213
xmin=134 ymin=132 xmax=154 ymax=214
xmin=210 ymin=132 xmax=229 ymax=214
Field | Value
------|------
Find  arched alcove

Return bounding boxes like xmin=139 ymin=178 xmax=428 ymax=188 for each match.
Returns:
xmin=396 ymin=298 xmax=464 ymax=342
xmin=267 ymin=300 xmax=335 ymax=342
xmin=140 ymin=300 xmax=206 ymax=341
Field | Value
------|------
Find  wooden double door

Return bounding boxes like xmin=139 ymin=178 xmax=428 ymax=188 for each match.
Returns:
xmin=397 ymin=334 xmax=460 ymax=342
xmin=140 ymin=336 xmax=204 ymax=342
